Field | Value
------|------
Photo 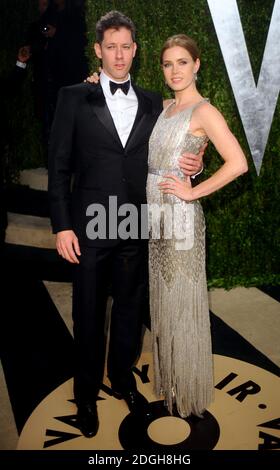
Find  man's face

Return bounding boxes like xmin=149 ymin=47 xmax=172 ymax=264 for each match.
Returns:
xmin=94 ymin=27 xmax=137 ymax=82
xmin=39 ymin=0 xmax=48 ymax=15
xmin=54 ymin=0 xmax=65 ymax=8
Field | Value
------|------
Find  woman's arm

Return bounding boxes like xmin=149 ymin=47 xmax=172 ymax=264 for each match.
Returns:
xmin=159 ymin=103 xmax=248 ymax=201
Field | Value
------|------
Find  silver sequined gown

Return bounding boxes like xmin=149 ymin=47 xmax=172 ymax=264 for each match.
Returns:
xmin=146 ymin=100 xmax=214 ymax=418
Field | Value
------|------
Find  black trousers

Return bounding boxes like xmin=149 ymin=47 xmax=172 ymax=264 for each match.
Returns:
xmin=72 ymin=239 xmax=149 ymax=404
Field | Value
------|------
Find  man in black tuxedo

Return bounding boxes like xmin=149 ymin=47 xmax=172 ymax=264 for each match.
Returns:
xmin=48 ymin=11 xmax=202 ymax=438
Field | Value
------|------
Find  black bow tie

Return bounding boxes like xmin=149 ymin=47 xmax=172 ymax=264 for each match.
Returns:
xmin=109 ymin=80 xmax=130 ymax=95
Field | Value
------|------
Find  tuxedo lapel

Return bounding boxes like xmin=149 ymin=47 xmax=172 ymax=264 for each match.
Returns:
xmin=86 ymin=82 xmax=154 ymax=151
xmin=86 ymin=84 xmax=123 ymax=148
xmin=125 ymin=84 xmax=153 ymax=151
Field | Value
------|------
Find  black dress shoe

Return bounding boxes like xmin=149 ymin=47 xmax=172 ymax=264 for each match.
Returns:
xmin=120 ymin=390 xmax=151 ymax=417
xmin=77 ymin=402 xmax=99 ymax=438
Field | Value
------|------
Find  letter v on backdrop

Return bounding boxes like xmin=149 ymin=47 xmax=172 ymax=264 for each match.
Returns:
xmin=207 ymin=0 xmax=280 ymax=175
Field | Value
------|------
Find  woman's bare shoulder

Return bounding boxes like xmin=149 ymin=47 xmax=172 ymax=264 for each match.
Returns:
xmin=194 ymin=101 xmax=227 ymax=126
xmin=195 ymin=101 xmax=222 ymax=118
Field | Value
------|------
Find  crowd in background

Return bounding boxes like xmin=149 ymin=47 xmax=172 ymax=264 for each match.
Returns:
xmin=25 ymin=0 xmax=88 ymax=151
xmin=0 ymin=0 xmax=89 ymax=245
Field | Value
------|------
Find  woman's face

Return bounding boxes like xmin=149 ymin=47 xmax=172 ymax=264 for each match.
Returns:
xmin=162 ymin=46 xmax=200 ymax=92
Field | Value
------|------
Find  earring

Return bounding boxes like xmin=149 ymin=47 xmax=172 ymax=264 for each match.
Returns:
xmin=194 ymin=72 xmax=198 ymax=81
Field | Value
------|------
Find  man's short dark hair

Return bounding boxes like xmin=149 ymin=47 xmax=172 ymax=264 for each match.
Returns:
xmin=96 ymin=10 xmax=136 ymax=43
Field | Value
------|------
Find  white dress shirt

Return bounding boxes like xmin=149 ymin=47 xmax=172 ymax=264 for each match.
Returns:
xmin=100 ymin=71 xmax=138 ymax=147
xmin=16 ymin=60 xmax=27 ymax=69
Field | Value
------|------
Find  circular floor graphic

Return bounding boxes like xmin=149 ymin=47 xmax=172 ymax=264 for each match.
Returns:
xmin=17 ymin=353 xmax=280 ymax=450
xmin=147 ymin=416 xmax=191 ymax=445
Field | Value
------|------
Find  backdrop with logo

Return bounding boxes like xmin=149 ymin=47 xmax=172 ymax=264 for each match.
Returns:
xmin=1 ymin=0 xmax=279 ymax=287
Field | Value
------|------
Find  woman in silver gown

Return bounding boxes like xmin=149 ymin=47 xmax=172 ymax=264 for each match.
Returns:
xmin=146 ymin=34 xmax=248 ymax=418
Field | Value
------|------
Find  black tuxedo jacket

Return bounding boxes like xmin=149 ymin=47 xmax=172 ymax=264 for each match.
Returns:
xmin=48 ymin=81 xmax=162 ymax=246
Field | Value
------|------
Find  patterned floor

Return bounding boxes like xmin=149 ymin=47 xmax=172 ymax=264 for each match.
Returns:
xmin=1 ymin=181 xmax=279 ymax=463
xmin=0 ymin=243 xmax=279 ymax=456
